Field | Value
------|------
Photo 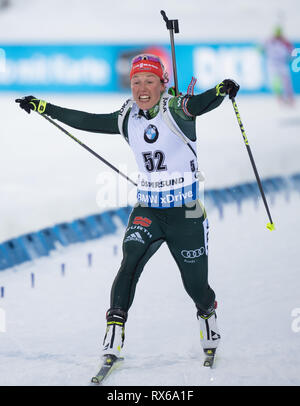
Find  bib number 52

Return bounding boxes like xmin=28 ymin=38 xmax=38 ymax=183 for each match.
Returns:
xmin=142 ymin=150 xmax=167 ymax=172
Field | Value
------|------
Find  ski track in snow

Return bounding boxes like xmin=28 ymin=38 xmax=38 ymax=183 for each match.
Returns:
xmin=0 ymin=194 xmax=300 ymax=386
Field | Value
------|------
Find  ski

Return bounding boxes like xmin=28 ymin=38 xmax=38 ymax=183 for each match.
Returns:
xmin=203 ymin=348 xmax=216 ymax=368
xmin=91 ymin=355 xmax=124 ymax=385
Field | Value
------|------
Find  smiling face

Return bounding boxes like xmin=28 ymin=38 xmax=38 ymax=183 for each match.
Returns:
xmin=131 ymin=73 xmax=165 ymax=110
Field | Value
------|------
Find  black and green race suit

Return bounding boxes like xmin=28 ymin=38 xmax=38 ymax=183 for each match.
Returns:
xmin=42 ymin=87 xmax=225 ymax=315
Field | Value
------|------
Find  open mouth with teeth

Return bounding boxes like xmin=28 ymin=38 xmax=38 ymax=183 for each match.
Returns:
xmin=139 ymin=95 xmax=150 ymax=101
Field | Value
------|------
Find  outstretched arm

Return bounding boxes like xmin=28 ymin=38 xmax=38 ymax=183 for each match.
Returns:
xmin=15 ymin=96 xmax=120 ymax=135
xmin=185 ymin=79 xmax=240 ymax=116
xmin=45 ymin=104 xmax=120 ymax=134
xmin=168 ymin=79 xmax=240 ymax=142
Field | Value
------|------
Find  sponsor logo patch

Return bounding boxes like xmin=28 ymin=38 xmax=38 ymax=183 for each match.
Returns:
xmin=124 ymin=231 xmax=145 ymax=244
xmin=144 ymin=124 xmax=159 ymax=143
xmin=133 ymin=216 xmax=152 ymax=227
xmin=181 ymin=247 xmax=205 ymax=259
xmin=181 ymin=247 xmax=206 ymax=263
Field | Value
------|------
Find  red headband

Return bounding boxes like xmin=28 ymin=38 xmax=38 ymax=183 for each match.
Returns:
xmin=130 ymin=56 xmax=165 ymax=81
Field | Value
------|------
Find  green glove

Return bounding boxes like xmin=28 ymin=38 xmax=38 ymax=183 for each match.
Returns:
xmin=15 ymin=96 xmax=47 ymax=114
xmin=216 ymin=79 xmax=240 ymax=99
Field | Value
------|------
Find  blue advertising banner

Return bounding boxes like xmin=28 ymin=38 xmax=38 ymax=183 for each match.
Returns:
xmin=0 ymin=43 xmax=299 ymax=94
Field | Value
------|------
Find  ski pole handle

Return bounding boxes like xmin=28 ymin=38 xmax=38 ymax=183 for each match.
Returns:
xmin=160 ymin=10 xmax=179 ymax=32
xmin=160 ymin=10 xmax=169 ymax=27
xmin=160 ymin=10 xmax=180 ymax=96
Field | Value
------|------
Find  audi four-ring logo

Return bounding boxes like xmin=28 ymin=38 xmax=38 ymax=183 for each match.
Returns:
xmin=181 ymin=247 xmax=205 ymax=259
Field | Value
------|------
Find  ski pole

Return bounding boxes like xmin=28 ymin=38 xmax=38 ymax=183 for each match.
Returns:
xmin=160 ymin=11 xmax=198 ymax=159
xmin=231 ymin=98 xmax=275 ymax=230
xmin=37 ymin=112 xmax=137 ymax=187
xmin=160 ymin=10 xmax=180 ymax=96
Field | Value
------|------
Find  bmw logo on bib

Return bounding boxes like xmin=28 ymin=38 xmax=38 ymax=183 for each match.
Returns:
xmin=144 ymin=124 xmax=159 ymax=143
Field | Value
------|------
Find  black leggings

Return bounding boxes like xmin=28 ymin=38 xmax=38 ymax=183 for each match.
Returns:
xmin=110 ymin=200 xmax=215 ymax=313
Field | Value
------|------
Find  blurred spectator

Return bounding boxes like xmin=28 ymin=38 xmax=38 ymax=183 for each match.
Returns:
xmin=262 ymin=25 xmax=294 ymax=105
xmin=0 ymin=0 xmax=10 ymax=9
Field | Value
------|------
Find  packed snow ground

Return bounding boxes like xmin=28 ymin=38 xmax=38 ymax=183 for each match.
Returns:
xmin=1 ymin=93 xmax=300 ymax=386
xmin=0 ymin=192 xmax=299 ymax=386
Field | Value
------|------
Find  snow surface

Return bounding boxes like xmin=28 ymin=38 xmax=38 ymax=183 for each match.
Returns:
xmin=1 ymin=0 xmax=300 ymax=387
xmin=0 ymin=0 xmax=300 ymax=42
xmin=0 ymin=193 xmax=300 ymax=386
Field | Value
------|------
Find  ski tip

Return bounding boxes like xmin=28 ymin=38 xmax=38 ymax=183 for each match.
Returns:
xmin=91 ymin=355 xmax=124 ymax=385
xmin=203 ymin=357 xmax=215 ymax=368
xmin=266 ymin=222 xmax=275 ymax=231
xmin=91 ymin=376 xmax=102 ymax=385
